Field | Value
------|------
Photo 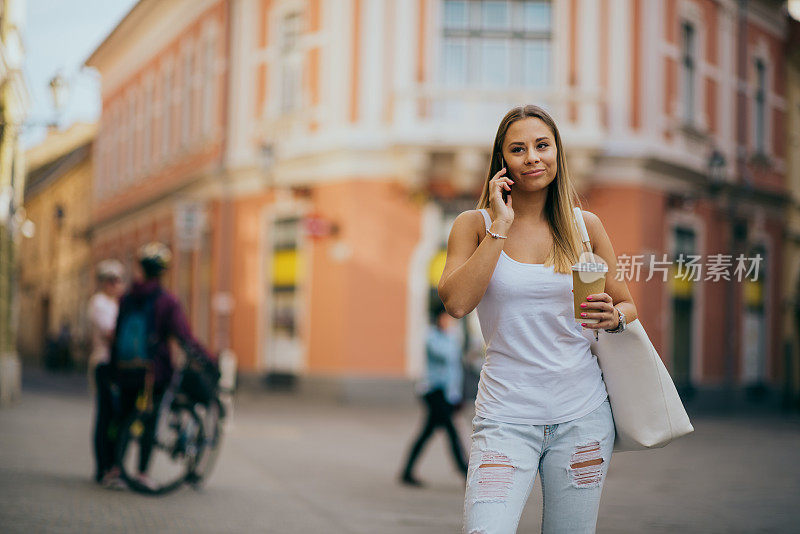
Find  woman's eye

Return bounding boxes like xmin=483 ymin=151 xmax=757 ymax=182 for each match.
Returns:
xmin=511 ymin=147 xmax=524 ymax=153
xmin=537 ymin=143 xmax=548 ymax=150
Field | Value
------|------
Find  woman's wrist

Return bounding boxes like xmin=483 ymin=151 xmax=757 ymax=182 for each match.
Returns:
xmin=490 ymin=219 xmax=511 ymax=236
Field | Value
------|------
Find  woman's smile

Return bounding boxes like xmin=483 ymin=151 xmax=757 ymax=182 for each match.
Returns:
xmin=521 ymin=168 xmax=546 ymax=176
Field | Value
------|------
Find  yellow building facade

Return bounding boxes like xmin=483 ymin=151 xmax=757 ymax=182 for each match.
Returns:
xmin=17 ymin=123 xmax=96 ymax=368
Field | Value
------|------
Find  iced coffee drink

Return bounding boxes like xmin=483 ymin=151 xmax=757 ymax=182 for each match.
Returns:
xmin=572 ymin=262 xmax=608 ymax=323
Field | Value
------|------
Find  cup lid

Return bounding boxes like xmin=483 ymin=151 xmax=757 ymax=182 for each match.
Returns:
xmin=571 ymin=262 xmax=608 ymax=273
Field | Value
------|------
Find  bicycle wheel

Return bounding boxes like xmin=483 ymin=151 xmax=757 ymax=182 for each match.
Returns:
xmin=116 ymin=401 xmax=203 ymax=495
xmin=189 ymin=397 xmax=225 ymax=487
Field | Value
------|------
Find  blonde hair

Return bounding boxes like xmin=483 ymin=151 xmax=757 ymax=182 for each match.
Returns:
xmin=477 ymin=105 xmax=585 ymax=274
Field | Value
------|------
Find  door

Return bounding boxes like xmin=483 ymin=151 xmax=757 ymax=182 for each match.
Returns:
xmin=264 ymin=215 xmax=306 ymax=382
xmin=670 ymin=226 xmax=696 ymax=396
xmin=742 ymin=243 xmax=767 ymax=395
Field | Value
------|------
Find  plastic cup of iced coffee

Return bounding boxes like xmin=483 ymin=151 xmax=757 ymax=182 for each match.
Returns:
xmin=572 ymin=261 xmax=608 ymax=324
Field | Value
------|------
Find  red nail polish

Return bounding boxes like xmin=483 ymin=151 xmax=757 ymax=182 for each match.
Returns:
xmin=580 ymin=303 xmax=587 ymax=308
xmin=581 ymin=323 xmax=587 ymax=327
xmin=581 ymin=313 xmax=586 ymax=317
xmin=587 ymin=296 xmax=593 ymax=301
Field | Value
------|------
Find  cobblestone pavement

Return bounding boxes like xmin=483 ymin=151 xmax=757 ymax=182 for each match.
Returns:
xmin=1 ymin=372 xmax=799 ymax=533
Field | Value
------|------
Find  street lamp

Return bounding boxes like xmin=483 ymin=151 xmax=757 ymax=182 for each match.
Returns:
xmin=707 ymin=148 xmax=727 ymax=189
xmin=48 ymin=73 xmax=68 ymax=128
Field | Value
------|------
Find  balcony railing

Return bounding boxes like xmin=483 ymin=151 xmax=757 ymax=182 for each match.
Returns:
xmin=394 ymin=84 xmax=604 ymax=142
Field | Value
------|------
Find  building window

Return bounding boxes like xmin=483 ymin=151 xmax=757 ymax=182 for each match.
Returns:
xmin=118 ymin=101 xmax=125 ymax=187
xmin=201 ymin=32 xmax=216 ymax=136
xmin=114 ymin=105 xmax=122 ymax=191
xmin=162 ymin=64 xmax=173 ymax=160
xmin=143 ymin=80 xmax=153 ymax=173
xmin=117 ymin=102 xmax=125 ymax=188
xmin=754 ymin=58 xmax=766 ymax=155
xmin=126 ymin=90 xmax=135 ymax=183
xmin=441 ymin=0 xmax=552 ymax=88
xmin=181 ymin=47 xmax=194 ymax=147
xmin=134 ymin=87 xmax=143 ymax=177
xmin=278 ymin=12 xmax=303 ymax=114
xmin=680 ymin=21 xmax=695 ymax=124
xmin=153 ymin=79 xmax=161 ymax=164
xmin=96 ymin=128 xmax=106 ymax=199
xmin=101 ymin=131 xmax=109 ymax=197
xmin=108 ymin=108 xmax=118 ymax=195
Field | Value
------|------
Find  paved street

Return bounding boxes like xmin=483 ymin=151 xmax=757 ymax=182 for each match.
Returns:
xmin=1 ymin=372 xmax=799 ymax=533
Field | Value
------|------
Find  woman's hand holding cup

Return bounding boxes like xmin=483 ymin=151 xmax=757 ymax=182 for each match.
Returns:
xmin=577 ymin=292 xmax=620 ymax=330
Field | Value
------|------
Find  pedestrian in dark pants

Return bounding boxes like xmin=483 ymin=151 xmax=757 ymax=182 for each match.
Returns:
xmin=88 ymin=260 xmax=125 ymax=485
xmin=93 ymin=364 xmax=117 ymax=483
xmin=400 ymin=303 xmax=469 ymax=486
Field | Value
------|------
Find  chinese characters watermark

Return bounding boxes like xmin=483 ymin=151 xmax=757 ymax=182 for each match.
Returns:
xmin=614 ymin=254 xmax=763 ymax=283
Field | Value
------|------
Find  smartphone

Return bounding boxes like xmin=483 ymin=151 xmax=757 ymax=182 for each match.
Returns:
xmin=501 ymin=157 xmax=511 ymax=203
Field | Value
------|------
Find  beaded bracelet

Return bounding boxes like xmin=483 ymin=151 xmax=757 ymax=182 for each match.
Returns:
xmin=486 ymin=228 xmax=508 ymax=239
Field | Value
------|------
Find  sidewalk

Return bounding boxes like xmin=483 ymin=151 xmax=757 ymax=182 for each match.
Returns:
xmin=1 ymin=371 xmax=799 ymax=533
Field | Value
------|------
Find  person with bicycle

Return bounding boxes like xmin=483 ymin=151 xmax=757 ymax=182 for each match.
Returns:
xmin=108 ymin=242 xmax=214 ymax=490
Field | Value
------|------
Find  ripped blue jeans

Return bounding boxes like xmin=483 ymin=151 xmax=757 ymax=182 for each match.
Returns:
xmin=463 ymin=398 xmax=614 ymax=534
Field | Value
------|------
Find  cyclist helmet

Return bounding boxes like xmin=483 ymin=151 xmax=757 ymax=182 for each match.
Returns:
xmin=138 ymin=242 xmax=172 ymax=277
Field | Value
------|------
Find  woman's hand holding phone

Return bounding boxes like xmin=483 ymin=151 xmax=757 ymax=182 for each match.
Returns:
xmin=489 ymin=166 xmax=514 ymax=231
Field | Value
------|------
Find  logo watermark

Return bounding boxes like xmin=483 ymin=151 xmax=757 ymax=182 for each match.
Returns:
xmin=613 ymin=253 xmax=763 ymax=283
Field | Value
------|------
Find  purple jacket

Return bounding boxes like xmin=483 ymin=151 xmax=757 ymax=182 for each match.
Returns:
xmin=111 ymin=279 xmax=212 ymax=385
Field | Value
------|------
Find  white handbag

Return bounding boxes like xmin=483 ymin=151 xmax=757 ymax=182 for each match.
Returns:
xmin=590 ymin=320 xmax=694 ymax=451
xmin=572 ymin=207 xmax=693 ymax=452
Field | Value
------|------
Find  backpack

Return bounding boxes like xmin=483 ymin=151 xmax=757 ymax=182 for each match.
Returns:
xmin=114 ymin=290 xmax=161 ymax=367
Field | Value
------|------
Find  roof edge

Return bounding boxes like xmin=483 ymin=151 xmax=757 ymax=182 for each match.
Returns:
xmin=84 ymin=0 xmax=157 ymax=69
xmin=25 ymin=122 xmax=98 ymax=172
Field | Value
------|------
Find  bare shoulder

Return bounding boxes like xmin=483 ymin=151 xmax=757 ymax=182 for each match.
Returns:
xmin=579 ymin=209 xmax=602 ymax=227
xmin=579 ymin=210 xmax=605 ymax=240
xmin=451 ymin=209 xmax=486 ymax=238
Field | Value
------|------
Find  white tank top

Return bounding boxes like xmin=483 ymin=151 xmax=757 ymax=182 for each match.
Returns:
xmin=474 ymin=209 xmax=608 ymax=425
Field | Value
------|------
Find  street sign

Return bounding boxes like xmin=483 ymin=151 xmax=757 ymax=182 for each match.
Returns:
xmin=303 ymin=214 xmax=337 ymax=239
xmin=174 ymin=201 xmax=206 ymax=251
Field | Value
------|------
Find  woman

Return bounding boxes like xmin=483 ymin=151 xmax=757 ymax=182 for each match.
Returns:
xmin=438 ymin=105 xmax=638 ymax=533
xmin=87 ymin=259 xmax=125 ymax=486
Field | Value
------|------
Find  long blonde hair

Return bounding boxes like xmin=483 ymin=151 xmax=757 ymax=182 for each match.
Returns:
xmin=477 ymin=105 xmax=585 ymax=274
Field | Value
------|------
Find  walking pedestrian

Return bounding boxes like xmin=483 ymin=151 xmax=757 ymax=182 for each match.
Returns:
xmin=400 ymin=302 xmax=469 ymax=487
xmin=438 ymin=105 xmax=638 ymax=533
xmin=87 ymin=259 xmax=125 ymax=485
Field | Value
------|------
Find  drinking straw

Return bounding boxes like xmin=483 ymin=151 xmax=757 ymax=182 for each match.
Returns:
xmin=572 ymin=207 xmax=596 ymax=263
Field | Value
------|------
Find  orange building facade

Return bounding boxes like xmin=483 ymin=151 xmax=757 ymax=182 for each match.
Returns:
xmin=86 ymin=0 xmax=791 ymax=402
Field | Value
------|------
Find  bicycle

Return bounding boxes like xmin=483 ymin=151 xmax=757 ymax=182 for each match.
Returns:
xmin=115 ymin=350 xmax=228 ymax=495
